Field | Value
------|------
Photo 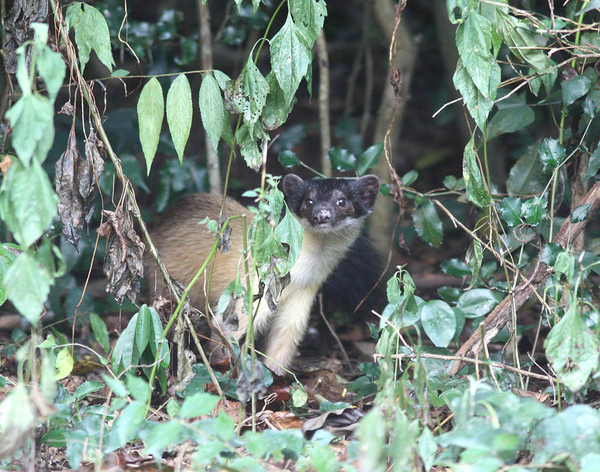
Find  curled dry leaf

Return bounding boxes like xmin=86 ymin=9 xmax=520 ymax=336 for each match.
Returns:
xmin=0 ymin=155 xmax=13 ymax=176
xmin=55 ymin=128 xmax=104 ymax=249
xmin=97 ymin=207 xmax=144 ymax=303
xmin=301 ymin=407 xmax=364 ymax=440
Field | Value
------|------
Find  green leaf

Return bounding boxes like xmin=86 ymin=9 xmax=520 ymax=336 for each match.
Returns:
xmin=109 ymin=400 xmax=146 ymax=448
xmin=421 ymin=300 xmax=456 ymax=348
xmin=236 ymin=122 xmax=262 ymax=170
xmin=413 ymin=199 xmax=443 ymax=248
xmin=90 ymin=313 xmax=110 ymax=354
xmin=135 ymin=305 xmax=152 ymax=358
xmin=418 ymin=428 xmax=437 ymax=472
xmin=199 ymin=74 xmax=225 ymax=154
xmin=66 ymin=3 xmax=115 ymax=72
xmin=180 ymin=392 xmax=220 ymax=418
xmin=74 ymin=381 xmax=103 ymax=400
xmin=0 ymin=244 xmax=18 ymax=306
xmin=498 ymin=197 xmax=523 ymax=227
xmin=275 ymin=206 xmax=304 ymax=274
xmin=521 ymin=197 xmax=547 ymax=226
xmin=289 ymin=0 xmax=327 ymax=47
xmin=278 ymin=150 xmax=301 ymax=168
xmin=111 ymin=314 xmax=139 ymax=374
xmin=572 ymin=204 xmax=591 ymax=223
xmin=292 ymin=385 xmax=308 ymax=407
xmin=0 ymin=161 xmax=58 ymax=247
xmin=402 ymin=170 xmax=419 ymax=186
xmin=457 ymin=288 xmax=502 ymax=318
xmin=538 ymin=138 xmax=566 ymax=171
xmin=507 ymin=143 xmax=548 ymax=196
xmin=545 ymin=303 xmax=599 ymax=391
xmin=328 ymin=148 xmax=357 ymax=172
xmin=55 ymin=347 xmax=74 ymax=380
xmin=466 ymin=240 xmax=483 ymax=289
xmin=487 ymin=94 xmax=535 ymax=140
xmin=562 ymin=75 xmax=591 ymax=107
xmin=231 ymin=57 xmax=270 ymax=124
xmin=5 ymin=251 xmax=53 ymax=326
xmin=142 ymin=420 xmax=182 ymax=460
xmin=463 ymin=136 xmax=492 ymax=207
xmin=126 ymin=374 xmax=151 ymax=403
xmin=102 ymin=374 xmax=128 ymax=397
xmin=441 ymin=258 xmax=471 ymax=278
xmin=6 ymin=94 xmax=55 ymax=166
xmin=138 ymin=78 xmax=164 ymax=174
xmin=262 ymin=71 xmax=294 ymax=130
xmin=270 ymin=12 xmax=312 ymax=107
xmin=166 ymin=74 xmax=193 ymax=162
xmin=36 ymin=47 xmax=66 ymax=103
xmin=584 ymin=146 xmax=600 ymax=181
xmin=357 ymin=143 xmax=383 ymax=176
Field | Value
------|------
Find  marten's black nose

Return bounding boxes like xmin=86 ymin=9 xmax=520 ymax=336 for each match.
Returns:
xmin=313 ymin=209 xmax=332 ymax=224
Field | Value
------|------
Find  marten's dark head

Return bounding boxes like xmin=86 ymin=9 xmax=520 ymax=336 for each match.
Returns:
xmin=282 ymin=174 xmax=380 ymax=232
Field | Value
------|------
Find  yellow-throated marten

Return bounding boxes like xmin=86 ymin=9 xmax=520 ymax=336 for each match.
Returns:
xmin=146 ymin=174 xmax=380 ymax=374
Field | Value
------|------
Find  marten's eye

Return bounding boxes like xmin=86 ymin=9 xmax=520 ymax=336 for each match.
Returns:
xmin=336 ymin=197 xmax=347 ymax=207
xmin=304 ymin=199 xmax=314 ymax=208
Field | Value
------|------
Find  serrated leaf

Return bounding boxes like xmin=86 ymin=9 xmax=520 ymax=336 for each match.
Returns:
xmin=521 ymin=197 xmax=547 ymax=226
xmin=0 ymin=245 xmax=18 ymax=306
xmin=5 ymin=251 xmax=53 ymax=325
xmin=275 ymin=206 xmax=304 ymax=273
xmin=584 ymin=146 xmax=600 ymax=181
xmin=413 ymin=199 xmax=443 ymax=247
xmin=0 ymin=161 xmax=58 ymax=247
xmin=545 ymin=303 xmax=599 ymax=391
xmin=572 ymin=204 xmax=591 ymax=223
xmin=453 ymin=61 xmax=498 ymax=131
xmin=231 ymin=58 xmax=269 ymax=124
xmin=271 ymin=12 xmax=312 ymax=107
xmin=421 ymin=300 xmax=456 ymax=348
xmin=357 ymin=143 xmax=383 ymax=176
xmin=236 ymin=122 xmax=263 ymax=170
xmin=6 ymin=94 xmax=55 ymax=166
xmin=36 ymin=47 xmax=66 ymax=103
xmin=66 ymin=3 xmax=115 ymax=72
xmin=289 ymin=0 xmax=327 ymax=47
xmin=538 ymin=138 xmax=566 ymax=171
xmin=262 ymin=71 xmax=293 ymax=130
xmin=498 ymin=197 xmax=523 ymax=227
xmin=138 ymin=78 xmax=164 ymax=174
xmin=199 ymin=74 xmax=225 ymax=154
xmin=463 ymin=136 xmax=492 ymax=207
xmin=166 ymin=74 xmax=193 ymax=162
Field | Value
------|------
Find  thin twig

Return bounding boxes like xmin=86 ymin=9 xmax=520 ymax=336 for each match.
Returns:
xmin=317 ymin=294 xmax=351 ymax=368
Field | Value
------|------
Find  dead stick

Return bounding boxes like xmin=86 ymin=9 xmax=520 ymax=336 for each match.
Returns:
xmin=450 ymin=180 xmax=600 ymax=375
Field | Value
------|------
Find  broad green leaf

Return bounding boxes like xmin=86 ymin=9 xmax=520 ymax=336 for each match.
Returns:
xmin=142 ymin=420 xmax=182 ymax=460
xmin=456 ymin=12 xmax=495 ymax=99
xmin=578 ymin=0 xmax=600 ymax=14
xmin=562 ymin=75 xmax=591 ymax=107
xmin=135 ymin=305 xmax=152 ymax=358
xmin=418 ymin=428 xmax=438 ymax=472
xmin=138 ymin=78 xmax=164 ymax=174
xmin=180 ymin=392 xmax=220 ymax=418
xmin=102 ymin=374 xmax=128 ymax=397
xmin=545 ymin=303 xmax=599 ymax=391
xmin=126 ymin=374 xmax=151 ymax=403
xmin=447 ymin=0 xmax=473 ymax=24
xmin=166 ymin=74 xmax=193 ymax=162
xmin=328 ymin=148 xmax=357 ymax=172
xmin=0 ymin=244 xmax=18 ymax=306
xmin=74 ymin=381 xmax=103 ymax=400
xmin=289 ymin=0 xmax=327 ymax=46
xmin=402 ymin=170 xmax=419 ymax=186
xmin=538 ymin=138 xmax=566 ymax=171
xmin=66 ymin=3 xmax=115 ymax=72
xmin=413 ymin=199 xmax=443 ymax=248
xmin=271 ymin=12 xmax=312 ymax=107
xmin=584 ymin=146 xmax=600 ymax=181
xmin=555 ymin=251 xmax=575 ymax=281
xmin=5 ymin=251 xmax=53 ymax=325
xmin=498 ymin=197 xmax=523 ymax=227
xmin=521 ymin=197 xmax=547 ymax=226
xmin=357 ymin=143 xmax=384 ymax=176
xmin=488 ymin=95 xmax=534 ymax=140
xmin=199 ymin=74 xmax=225 ymax=153
xmin=6 ymin=94 xmax=55 ymax=165
xmin=36 ymin=47 xmax=66 ymax=103
xmin=55 ymin=347 xmax=74 ymax=380
xmin=231 ymin=58 xmax=269 ymax=124
xmin=90 ymin=313 xmax=110 ymax=354
xmin=275 ymin=206 xmax=304 ymax=273
xmin=110 ymin=400 xmax=146 ymax=448
xmin=507 ymin=144 xmax=548 ymax=196
xmin=278 ymin=150 xmax=301 ymax=167
xmin=262 ymin=71 xmax=294 ymax=130
xmin=292 ymin=386 xmax=308 ymax=408
xmin=463 ymin=136 xmax=493 ymax=207
xmin=457 ymin=288 xmax=502 ymax=318
xmin=421 ymin=300 xmax=456 ymax=348
xmin=213 ymin=70 xmax=231 ymax=90
xmin=453 ymin=59 xmax=499 ymax=131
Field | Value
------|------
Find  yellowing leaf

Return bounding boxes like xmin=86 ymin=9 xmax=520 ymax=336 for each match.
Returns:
xmin=55 ymin=347 xmax=74 ymax=380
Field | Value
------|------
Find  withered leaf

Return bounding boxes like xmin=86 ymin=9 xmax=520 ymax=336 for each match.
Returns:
xmin=4 ymin=0 xmax=48 ymax=74
xmin=98 ymin=207 xmax=144 ymax=303
xmin=55 ymin=127 xmax=104 ymax=250
xmin=236 ymin=357 xmax=268 ymax=404
xmin=301 ymin=407 xmax=364 ymax=440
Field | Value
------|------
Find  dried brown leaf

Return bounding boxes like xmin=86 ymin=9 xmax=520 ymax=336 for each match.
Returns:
xmin=98 ymin=207 xmax=144 ymax=303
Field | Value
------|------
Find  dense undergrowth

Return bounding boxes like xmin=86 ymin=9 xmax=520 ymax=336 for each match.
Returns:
xmin=1 ymin=0 xmax=600 ymax=470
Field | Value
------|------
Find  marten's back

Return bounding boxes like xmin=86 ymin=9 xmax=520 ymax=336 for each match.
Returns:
xmin=145 ymin=193 xmax=252 ymax=310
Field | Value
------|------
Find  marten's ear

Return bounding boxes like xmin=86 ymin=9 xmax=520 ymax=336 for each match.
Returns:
xmin=355 ymin=174 xmax=380 ymax=209
xmin=282 ymin=174 xmax=305 ymax=200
